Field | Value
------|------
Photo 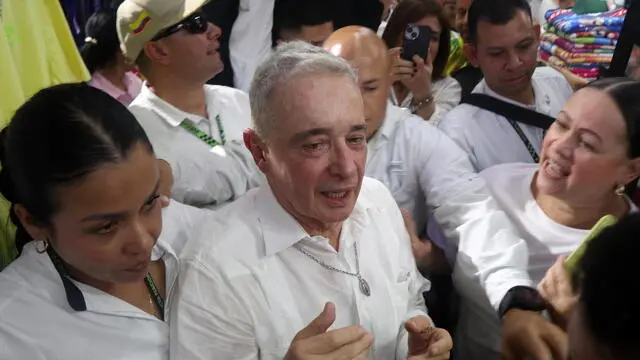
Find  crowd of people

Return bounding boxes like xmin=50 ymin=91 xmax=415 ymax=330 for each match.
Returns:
xmin=0 ymin=0 xmax=639 ymax=359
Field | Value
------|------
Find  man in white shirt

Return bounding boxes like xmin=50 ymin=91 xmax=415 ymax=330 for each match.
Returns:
xmin=439 ymin=0 xmax=573 ymax=172
xmin=229 ymin=0 xmax=275 ymax=92
xmin=170 ymin=41 xmax=453 ymax=360
xmin=116 ymin=0 xmax=261 ymax=208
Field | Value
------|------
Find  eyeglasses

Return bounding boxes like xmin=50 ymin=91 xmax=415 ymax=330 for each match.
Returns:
xmin=151 ymin=12 xmax=208 ymax=41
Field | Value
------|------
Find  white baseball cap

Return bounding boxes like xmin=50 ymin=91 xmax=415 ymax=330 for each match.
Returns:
xmin=116 ymin=0 xmax=209 ymax=63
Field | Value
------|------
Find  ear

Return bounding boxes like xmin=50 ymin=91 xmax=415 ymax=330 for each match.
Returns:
xmin=622 ymin=157 xmax=640 ymax=186
xmin=463 ymin=43 xmax=479 ymax=68
xmin=143 ymin=41 xmax=170 ymax=66
xmin=243 ymin=129 xmax=269 ymax=172
xmin=14 ymin=205 xmax=52 ymax=242
xmin=533 ymin=24 xmax=541 ymax=39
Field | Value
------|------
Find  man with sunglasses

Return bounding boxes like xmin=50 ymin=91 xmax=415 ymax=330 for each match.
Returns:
xmin=117 ymin=0 xmax=261 ymax=209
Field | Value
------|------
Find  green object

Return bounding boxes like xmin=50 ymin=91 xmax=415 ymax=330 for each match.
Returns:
xmin=572 ymin=0 xmax=608 ymax=14
xmin=0 ymin=195 xmax=17 ymax=269
xmin=564 ymin=215 xmax=618 ymax=275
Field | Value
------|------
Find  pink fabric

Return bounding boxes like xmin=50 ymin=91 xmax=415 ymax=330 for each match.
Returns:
xmin=88 ymin=71 xmax=142 ymax=106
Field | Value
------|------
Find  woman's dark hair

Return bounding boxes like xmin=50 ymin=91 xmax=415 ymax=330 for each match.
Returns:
xmin=381 ymin=0 xmax=451 ymax=82
xmin=80 ymin=9 xmax=121 ymax=74
xmin=0 ymin=83 xmax=153 ymax=254
xmin=587 ymin=78 xmax=640 ymax=159
xmin=574 ymin=213 xmax=640 ymax=360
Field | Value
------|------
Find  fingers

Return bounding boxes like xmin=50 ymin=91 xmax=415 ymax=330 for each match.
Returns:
xmin=160 ymin=195 xmax=170 ymax=208
xmin=541 ymin=323 xmax=568 ymax=360
xmin=308 ymin=326 xmax=368 ymax=354
xmin=293 ymin=302 xmax=336 ymax=341
xmin=426 ymin=329 xmax=453 ymax=357
xmin=330 ymin=331 xmax=374 ymax=360
xmin=401 ymin=209 xmax=417 ymax=236
xmin=405 ymin=316 xmax=433 ymax=334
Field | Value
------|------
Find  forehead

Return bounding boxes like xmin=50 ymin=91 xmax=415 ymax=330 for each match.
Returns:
xmin=52 ymin=145 xmax=158 ymax=220
xmin=563 ymin=88 xmax=626 ymax=137
xmin=476 ymin=10 xmax=533 ymax=46
xmin=273 ymin=73 xmax=365 ymax=137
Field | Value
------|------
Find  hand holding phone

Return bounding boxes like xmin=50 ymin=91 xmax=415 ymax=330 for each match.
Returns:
xmin=564 ymin=215 xmax=618 ymax=275
xmin=401 ymin=24 xmax=431 ymax=62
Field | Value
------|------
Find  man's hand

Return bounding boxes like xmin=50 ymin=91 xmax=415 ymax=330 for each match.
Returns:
xmin=405 ymin=316 xmax=452 ymax=360
xmin=501 ymin=309 xmax=568 ymax=360
xmin=284 ymin=303 xmax=373 ymax=360
xmin=401 ymin=210 xmax=432 ymax=268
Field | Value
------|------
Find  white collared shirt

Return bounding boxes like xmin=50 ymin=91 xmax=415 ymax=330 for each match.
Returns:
xmin=128 ymin=84 xmax=262 ymax=209
xmin=229 ymin=0 xmax=275 ymax=92
xmin=170 ymin=177 xmax=430 ymax=360
xmin=0 ymin=201 xmax=210 ymax=360
xmin=454 ymin=162 xmax=638 ymax=360
xmin=389 ymin=76 xmax=462 ymax=127
xmin=438 ymin=66 xmax=573 ymax=171
xmin=366 ymin=104 xmax=536 ymax=309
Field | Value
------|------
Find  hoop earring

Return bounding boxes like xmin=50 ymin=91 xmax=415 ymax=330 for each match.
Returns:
xmin=36 ymin=239 xmax=50 ymax=254
xmin=615 ymin=184 xmax=626 ymax=196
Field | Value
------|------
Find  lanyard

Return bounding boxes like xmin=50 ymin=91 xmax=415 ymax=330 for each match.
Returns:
xmin=179 ymin=114 xmax=226 ymax=147
xmin=144 ymin=273 xmax=165 ymax=320
xmin=506 ymin=119 xmax=540 ymax=163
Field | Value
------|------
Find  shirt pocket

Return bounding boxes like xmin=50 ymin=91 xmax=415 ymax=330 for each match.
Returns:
xmin=389 ymin=269 xmax=412 ymax=321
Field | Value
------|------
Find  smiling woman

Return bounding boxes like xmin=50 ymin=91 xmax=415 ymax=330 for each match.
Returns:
xmin=0 ymin=83 xmax=206 ymax=360
xmin=454 ymin=77 xmax=640 ymax=360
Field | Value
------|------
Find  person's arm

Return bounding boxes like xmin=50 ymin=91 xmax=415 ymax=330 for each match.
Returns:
xmin=411 ymin=123 xmax=535 ymax=311
xmin=428 ymin=78 xmax=462 ymax=126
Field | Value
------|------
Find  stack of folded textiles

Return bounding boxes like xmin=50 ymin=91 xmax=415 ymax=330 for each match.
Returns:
xmin=539 ymin=8 xmax=627 ymax=80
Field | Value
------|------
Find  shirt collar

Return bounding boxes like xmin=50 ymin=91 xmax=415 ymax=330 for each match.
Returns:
xmin=89 ymin=72 xmax=141 ymax=104
xmin=257 ymin=182 xmax=373 ymax=257
xmin=475 ymin=71 xmax=550 ymax=112
xmin=137 ymin=82 xmax=208 ymax=127
xmin=26 ymin=238 xmax=175 ymax=313
xmin=368 ymin=102 xmax=408 ymax=148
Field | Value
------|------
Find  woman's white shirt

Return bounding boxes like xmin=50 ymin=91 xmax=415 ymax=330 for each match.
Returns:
xmin=453 ymin=162 xmax=637 ymax=360
xmin=0 ymin=200 xmax=210 ymax=360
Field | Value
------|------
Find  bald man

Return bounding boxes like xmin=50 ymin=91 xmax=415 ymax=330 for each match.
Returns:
xmin=324 ymin=27 xmax=551 ymax=359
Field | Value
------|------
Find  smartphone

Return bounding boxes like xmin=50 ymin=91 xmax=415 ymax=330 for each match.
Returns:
xmin=401 ymin=24 xmax=431 ymax=62
xmin=564 ymin=215 xmax=618 ymax=275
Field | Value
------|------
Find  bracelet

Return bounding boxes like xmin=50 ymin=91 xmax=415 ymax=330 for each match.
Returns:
xmin=409 ymin=95 xmax=434 ymax=114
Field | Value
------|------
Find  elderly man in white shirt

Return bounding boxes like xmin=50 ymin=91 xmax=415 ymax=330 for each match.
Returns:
xmin=170 ymin=41 xmax=453 ymax=360
xmin=438 ymin=0 xmax=573 ymax=172
xmin=116 ymin=0 xmax=261 ymax=209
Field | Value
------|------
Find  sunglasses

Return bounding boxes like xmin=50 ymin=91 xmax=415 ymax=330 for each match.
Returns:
xmin=151 ymin=11 xmax=208 ymax=41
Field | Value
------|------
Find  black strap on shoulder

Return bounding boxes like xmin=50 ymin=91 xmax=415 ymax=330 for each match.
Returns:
xmin=461 ymin=93 xmax=555 ymax=130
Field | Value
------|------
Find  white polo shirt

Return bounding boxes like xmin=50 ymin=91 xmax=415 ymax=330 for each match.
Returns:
xmin=0 ymin=201 xmax=211 ymax=360
xmin=170 ymin=177 xmax=431 ymax=360
xmin=438 ymin=66 xmax=573 ymax=171
xmin=129 ymin=84 xmax=262 ymax=209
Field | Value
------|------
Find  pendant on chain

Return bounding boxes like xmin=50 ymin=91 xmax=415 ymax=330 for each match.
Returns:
xmin=358 ymin=277 xmax=371 ymax=296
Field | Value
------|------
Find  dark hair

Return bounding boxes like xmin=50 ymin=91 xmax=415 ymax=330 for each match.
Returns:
xmin=586 ymin=78 xmax=640 ymax=159
xmin=467 ymin=0 xmax=532 ymax=43
xmin=273 ymin=0 xmax=333 ymax=42
xmin=574 ymin=213 xmax=640 ymax=359
xmin=80 ymin=9 xmax=120 ymax=74
xmin=0 ymin=83 xmax=153 ymax=254
xmin=381 ymin=0 xmax=451 ymax=82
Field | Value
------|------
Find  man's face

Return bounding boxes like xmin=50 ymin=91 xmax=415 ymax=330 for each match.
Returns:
xmin=162 ymin=21 xmax=224 ymax=82
xmin=258 ymin=74 xmax=367 ymax=229
xmin=284 ymin=22 xmax=335 ymax=47
xmin=350 ymin=51 xmax=391 ymax=139
xmin=466 ymin=10 xmax=539 ymax=96
xmin=456 ymin=0 xmax=472 ymax=40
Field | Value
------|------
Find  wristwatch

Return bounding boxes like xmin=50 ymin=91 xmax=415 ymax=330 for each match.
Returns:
xmin=498 ymin=286 xmax=547 ymax=320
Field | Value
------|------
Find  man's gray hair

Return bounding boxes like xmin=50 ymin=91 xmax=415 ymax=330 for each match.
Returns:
xmin=249 ymin=41 xmax=358 ymax=139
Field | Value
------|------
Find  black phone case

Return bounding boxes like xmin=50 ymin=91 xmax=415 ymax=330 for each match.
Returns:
xmin=402 ymin=24 xmax=431 ymax=61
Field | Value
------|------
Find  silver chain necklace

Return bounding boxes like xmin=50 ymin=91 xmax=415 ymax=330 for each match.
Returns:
xmin=294 ymin=241 xmax=371 ymax=296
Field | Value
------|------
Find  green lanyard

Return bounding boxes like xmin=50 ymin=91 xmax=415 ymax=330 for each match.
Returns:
xmin=179 ymin=114 xmax=226 ymax=147
xmin=144 ymin=273 xmax=165 ymax=320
